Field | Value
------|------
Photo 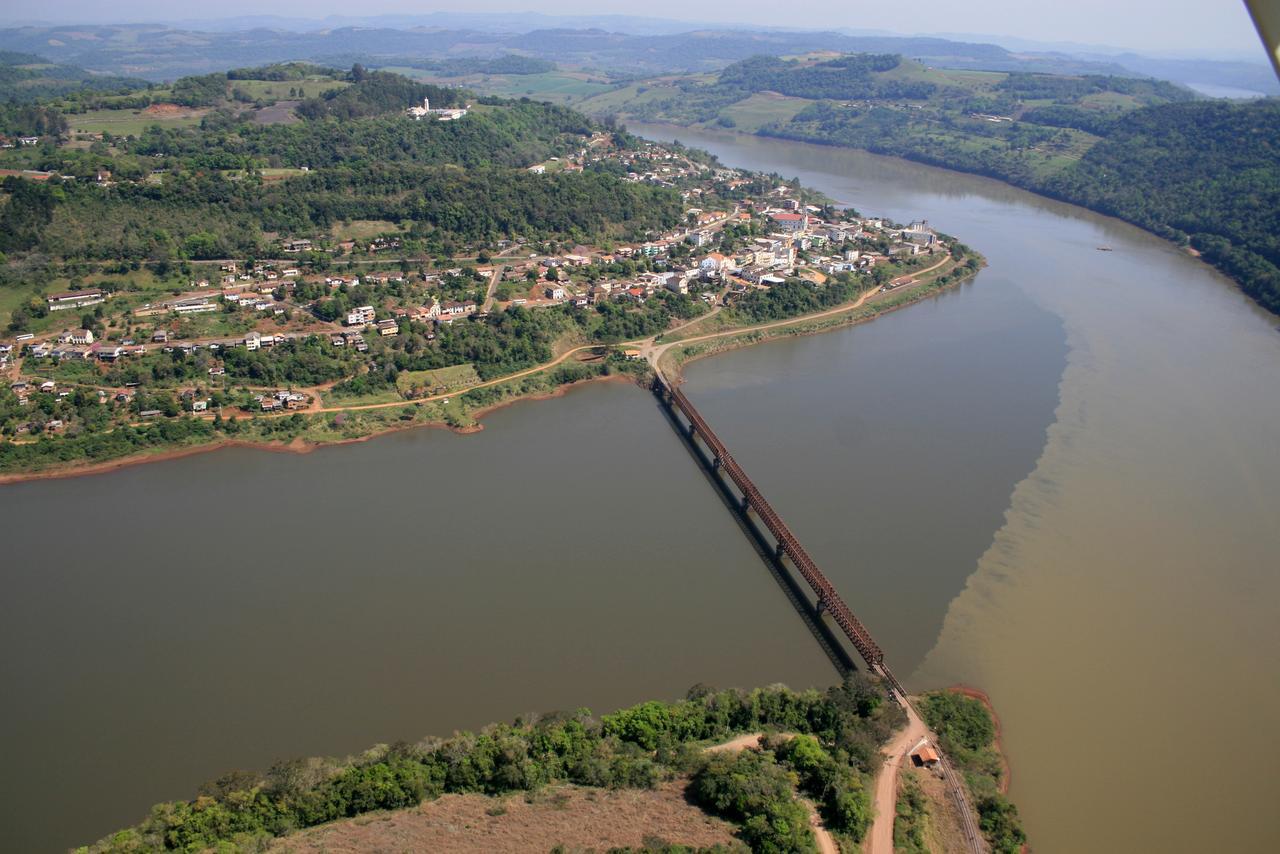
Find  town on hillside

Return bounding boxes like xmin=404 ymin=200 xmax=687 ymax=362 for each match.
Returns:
xmin=1 ymin=135 xmax=951 ymax=443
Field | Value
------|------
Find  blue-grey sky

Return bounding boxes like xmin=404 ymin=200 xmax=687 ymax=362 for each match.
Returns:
xmin=4 ymin=0 xmax=1266 ymax=58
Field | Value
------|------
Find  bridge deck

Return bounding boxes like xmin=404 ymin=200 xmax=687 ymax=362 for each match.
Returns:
xmin=659 ymin=379 xmax=884 ymax=671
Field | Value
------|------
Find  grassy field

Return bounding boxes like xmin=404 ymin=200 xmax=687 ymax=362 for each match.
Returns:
xmin=67 ymin=107 xmax=207 ymax=136
xmin=230 ymin=78 xmax=348 ymax=102
xmin=479 ymin=71 xmax=614 ymax=102
xmin=0 ymin=285 xmax=40 ymax=328
xmin=330 ymin=219 xmax=403 ymax=240
xmin=395 ymin=363 xmax=481 ymax=395
xmin=323 ymin=387 xmax=403 ymax=407
xmin=719 ymin=92 xmax=810 ymax=131
xmin=572 ymin=81 xmax=681 ymax=115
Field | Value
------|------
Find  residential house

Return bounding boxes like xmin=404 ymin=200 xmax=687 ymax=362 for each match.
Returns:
xmin=346 ymin=305 xmax=376 ymax=327
xmin=441 ymin=300 xmax=477 ymax=317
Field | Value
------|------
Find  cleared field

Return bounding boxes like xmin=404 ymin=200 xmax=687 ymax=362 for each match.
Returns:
xmin=396 ymin=363 xmax=480 ymax=395
xmin=719 ymin=92 xmax=810 ymax=131
xmin=268 ymin=782 xmax=738 ymax=853
xmin=481 ymin=72 xmax=614 ymax=101
xmin=574 ymin=81 xmax=680 ymax=114
xmin=330 ymin=219 xmax=403 ymax=240
xmin=67 ymin=106 xmax=208 ymax=136
xmin=230 ymin=78 xmax=348 ymax=101
xmin=0 ymin=285 xmax=40 ymax=327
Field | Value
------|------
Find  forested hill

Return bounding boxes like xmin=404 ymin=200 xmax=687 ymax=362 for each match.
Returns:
xmin=0 ymin=77 xmax=679 ymax=269
xmin=0 ymin=51 xmax=146 ymax=103
xmin=1043 ymin=100 xmax=1280 ymax=313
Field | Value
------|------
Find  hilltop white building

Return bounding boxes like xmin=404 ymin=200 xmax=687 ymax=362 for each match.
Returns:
xmin=406 ymin=97 xmax=469 ymax=122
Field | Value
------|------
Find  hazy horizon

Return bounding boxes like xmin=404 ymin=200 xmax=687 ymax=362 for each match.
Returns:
xmin=2 ymin=1 xmax=1267 ymax=60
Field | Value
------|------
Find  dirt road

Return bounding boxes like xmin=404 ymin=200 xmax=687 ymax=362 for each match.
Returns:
xmin=866 ymin=705 xmax=929 ymax=854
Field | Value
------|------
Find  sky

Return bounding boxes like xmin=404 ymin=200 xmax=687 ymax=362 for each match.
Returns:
xmin=3 ymin=0 xmax=1267 ymax=59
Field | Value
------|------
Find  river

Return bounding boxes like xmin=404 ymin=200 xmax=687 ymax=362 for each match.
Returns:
xmin=632 ymin=123 xmax=1280 ymax=853
xmin=2 ymin=127 xmax=1278 ymax=852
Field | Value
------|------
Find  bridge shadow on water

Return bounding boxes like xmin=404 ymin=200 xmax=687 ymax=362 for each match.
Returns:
xmin=653 ymin=391 xmax=857 ymax=679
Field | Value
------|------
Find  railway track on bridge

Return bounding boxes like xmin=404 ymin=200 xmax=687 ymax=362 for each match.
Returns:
xmin=653 ymin=375 xmax=986 ymax=854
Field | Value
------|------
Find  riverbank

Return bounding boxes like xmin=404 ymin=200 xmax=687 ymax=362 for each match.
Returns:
xmin=0 ymin=254 xmax=977 ymax=486
xmin=0 ymin=370 xmax=639 ymax=486
xmin=659 ymin=254 xmax=981 ymax=381
xmin=946 ymin=684 xmax=1011 ymax=795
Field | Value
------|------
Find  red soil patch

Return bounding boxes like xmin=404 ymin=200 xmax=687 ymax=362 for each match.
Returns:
xmin=142 ymin=103 xmax=194 ymax=116
xmin=269 ymin=782 xmax=739 ymax=853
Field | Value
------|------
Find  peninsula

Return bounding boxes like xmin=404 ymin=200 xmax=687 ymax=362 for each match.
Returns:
xmin=79 ymin=680 xmax=1024 ymax=854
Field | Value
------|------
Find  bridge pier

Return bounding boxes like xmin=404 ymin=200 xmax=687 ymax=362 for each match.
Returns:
xmin=774 ymin=541 xmax=785 ymax=560
xmin=740 ymin=494 xmax=751 ymax=513
xmin=815 ymin=595 xmax=827 ymax=617
xmin=712 ymin=456 xmax=722 ymax=470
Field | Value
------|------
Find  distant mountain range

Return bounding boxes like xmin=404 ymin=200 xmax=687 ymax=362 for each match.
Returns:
xmin=0 ymin=18 xmax=1274 ymax=95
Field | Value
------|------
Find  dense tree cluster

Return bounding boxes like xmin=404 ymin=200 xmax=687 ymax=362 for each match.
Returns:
xmin=0 ymin=102 xmax=68 ymax=136
xmin=717 ymin=54 xmax=926 ymax=101
xmin=995 ymin=72 xmax=1192 ymax=104
xmin=10 ymin=162 xmax=678 ymax=263
xmin=128 ymin=99 xmax=592 ymax=170
xmin=729 ymin=274 xmax=873 ymax=324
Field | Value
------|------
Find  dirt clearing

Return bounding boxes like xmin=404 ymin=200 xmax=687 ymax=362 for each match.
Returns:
xmin=270 ymin=782 xmax=741 ymax=853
